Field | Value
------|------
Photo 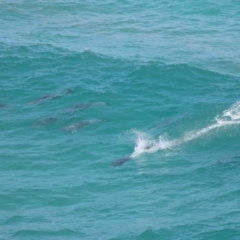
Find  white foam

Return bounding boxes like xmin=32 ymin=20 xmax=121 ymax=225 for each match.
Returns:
xmin=131 ymin=101 xmax=240 ymax=158
xmin=222 ymin=101 xmax=240 ymax=120
xmin=130 ymin=131 xmax=176 ymax=158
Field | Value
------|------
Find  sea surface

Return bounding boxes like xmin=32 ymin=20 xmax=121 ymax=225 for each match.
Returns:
xmin=1 ymin=1 xmax=240 ymax=239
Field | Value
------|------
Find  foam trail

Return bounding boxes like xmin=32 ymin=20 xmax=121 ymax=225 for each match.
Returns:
xmin=131 ymin=101 xmax=240 ymax=158
xmin=182 ymin=120 xmax=240 ymax=144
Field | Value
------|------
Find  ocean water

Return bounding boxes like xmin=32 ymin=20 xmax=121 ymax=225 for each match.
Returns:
xmin=1 ymin=1 xmax=240 ymax=239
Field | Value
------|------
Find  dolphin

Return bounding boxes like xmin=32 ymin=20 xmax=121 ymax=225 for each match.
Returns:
xmin=62 ymin=120 xmax=91 ymax=132
xmin=63 ymin=88 xmax=74 ymax=94
xmin=112 ymin=156 xmax=131 ymax=166
xmin=29 ymin=88 xmax=74 ymax=105
xmin=68 ymin=103 xmax=92 ymax=110
xmin=111 ymin=146 xmax=152 ymax=167
xmin=66 ymin=102 xmax=110 ymax=112
xmin=35 ymin=117 xmax=58 ymax=127
xmin=62 ymin=119 xmax=108 ymax=132
xmin=29 ymin=93 xmax=59 ymax=105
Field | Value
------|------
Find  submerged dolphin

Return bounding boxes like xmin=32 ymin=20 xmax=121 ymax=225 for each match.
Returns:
xmin=112 ymin=146 xmax=152 ymax=167
xmin=62 ymin=119 xmax=108 ymax=132
xmin=112 ymin=156 xmax=131 ymax=166
xmin=29 ymin=93 xmax=60 ymax=105
xmin=29 ymin=88 xmax=73 ymax=105
xmin=68 ymin=103 xmax=93 ymax=110
xmin=62 ymin=120 xmax=91 ymax=132
xmin=66 ymin=102 xmax=110 ymax=112
xmin=35 ymin=117 xmax=58 ymax=127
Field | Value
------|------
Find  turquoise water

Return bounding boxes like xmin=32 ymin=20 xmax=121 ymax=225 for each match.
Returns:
xmin=1 ymin=1 xmax=240 ymax=239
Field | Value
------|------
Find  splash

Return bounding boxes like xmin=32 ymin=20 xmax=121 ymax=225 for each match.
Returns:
xmin=222 ymin=101 xmax=240 ymax=121
xmin=130 ymin=131 xmax=175 ymax=158
xmin=131 ymin=101 xmax=240 ymax=158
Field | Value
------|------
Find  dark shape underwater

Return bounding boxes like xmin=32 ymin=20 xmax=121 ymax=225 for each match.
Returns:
xmin=35 ymin=117 xmax=58 ymax=127
xmin=112 ymin=156 xmax=131 ymax=166
xmin=29 ymin=88 xmax=73 ymax=105
xmin=66 ymin=102 xmax=110 ymax=112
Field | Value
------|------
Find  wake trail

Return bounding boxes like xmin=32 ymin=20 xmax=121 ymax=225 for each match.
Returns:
xmin=130 ymin=101 xmax=240 ymax=158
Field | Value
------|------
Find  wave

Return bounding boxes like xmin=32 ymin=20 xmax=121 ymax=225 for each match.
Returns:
xmin=0 ymin=41 xmax=235 ymax=77
xmin=131 ymin=101 xmax=240 ymax=158
xmin=1 ymin=40 xmax=239 ymax=82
